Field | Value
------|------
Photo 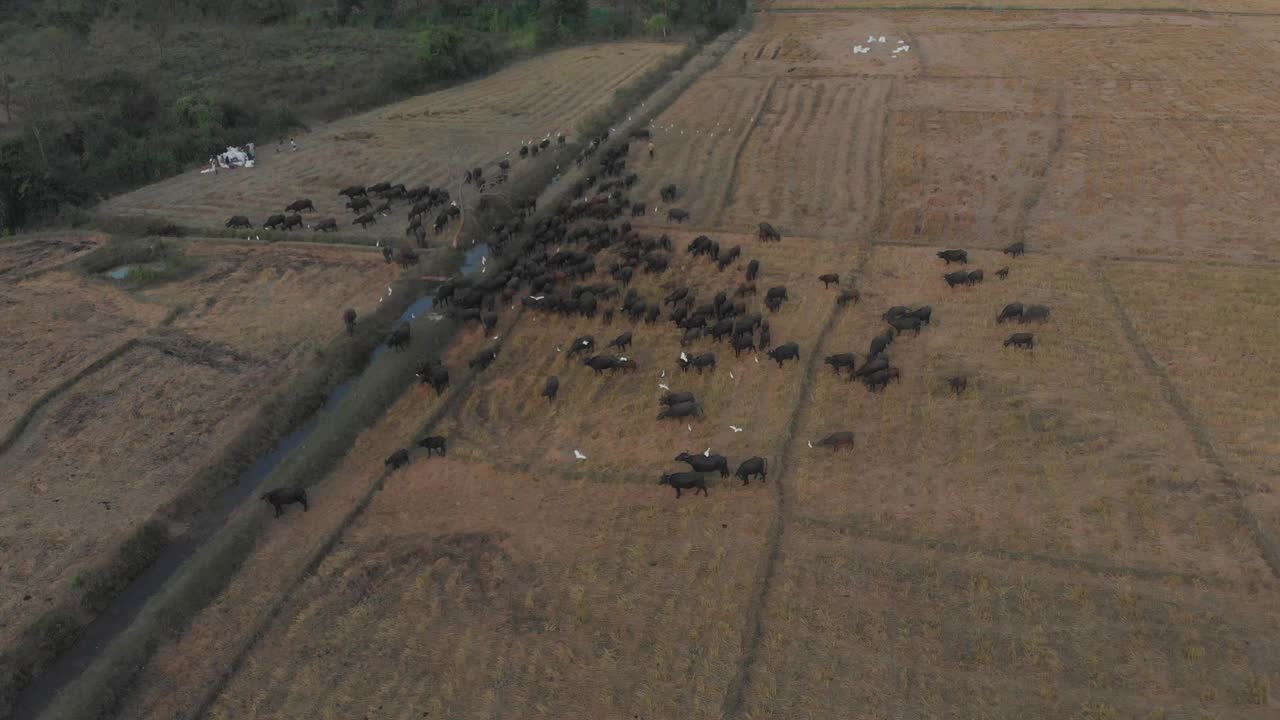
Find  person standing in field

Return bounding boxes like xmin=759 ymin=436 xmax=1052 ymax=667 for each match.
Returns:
xmin=648 ymin=141 xmax=655 ymax=159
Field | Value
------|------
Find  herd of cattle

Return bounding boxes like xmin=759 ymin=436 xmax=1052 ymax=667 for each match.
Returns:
xmin=262 ymin=129 xmax=1052 ymax=516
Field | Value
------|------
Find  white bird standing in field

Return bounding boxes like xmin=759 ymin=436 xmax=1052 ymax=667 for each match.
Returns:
xmin=807 ymin=441 xmax=814 ymax=449
xmin=573 ymin=449 xmax=587 ymax=460
xmin=704 ymin=447 xmax=711 ymax=456
xmin=659 ymin=383 xmax=670 ymax=390
xmin=687 ymin=424 xmax=692 ymax=432
xmin=729 ymin=371 xmax=735 ymax=379
xmin=387 ymin=287 xmax=393 ymax=296
xmin=730 ymin=425 xmax=744 ymax=433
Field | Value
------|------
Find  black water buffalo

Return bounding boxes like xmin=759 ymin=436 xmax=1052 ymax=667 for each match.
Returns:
xmin=584 ymin=355 xmax=620 ymax=374
xmin=381 ymin=247 xmax=394 ymax=263
xmin=1004 ymin=241 xmax=1026 ymax=257
xmin=1004 ymin=332 xmax=1034 ymax=349
xmin=937 ymin=249 xmax=968 ymax=264
xmin=313 ymin=217 xmax=338 ymax=232
xmin=542 ymin=375 xmax=559 ymax=401
xmin=661 ymin=391 xmax=695 ymax=406
xmin=343 ymin=308 xmax=357 ymax=335
xmin=1020 ymin=304 xmax=1051 ymax=323
xmin=658 ymin=401 xmax=702 ymax=420
xmin=997 ymin=302 xmax=1025 ymax=324
xmin=869 ymin=330 xmax=894 ymax=358
xmin=766 ymin=286 xmax=789 ymax=303
xmin=386 ymin=324 xmax=410 ymax=351
xmin=758 ymin=222 xmax=781 ymax=242
xmin=818 ymin=273 xmax=839 ymax=288
xmin=226 ymin=215 xmax=252 ymax=229
xmin=888 ymin=315 xmax=922 ymax=335
xmin=836 ymin=289 xmax=859 ymax=306
xmin=667 ymin=208 xmax=689 ymax=223
xmin=385 ymin=448 xmax=410 ymax=470
xmin=339 ymin=185 xmax=367 ymax=198
xmin=995 ymin=266 xmax=1010 ymax=280
xmin=632 ymin=202 xmax=646 ymax=217
xmin=567 ymin=335 xmax=596 ymax=356
xmin=659 ymin=471 xmax=708 ymax=498
xmin=944 ymin=270 xmax=969 ymax=288
xmin=948 ymin=375 xmax=968 ymax=394
xmin=853 ymin=356 xmax=889 ymax=378
xmin=735 ymin=457 xmax=767 ymax=485
xmin=965 ymin=269 xmax=984 ymax=285
xmin=261 ymin=487 xmax=307 ymax=518
xmin=731 ymin=332 xmax=756 ymax=356
xmin=824 ymin=353 xmax=857 ymax=375
xmin=263 ymin=214 xmax=287 ymax=230
xmin=676 ymin=452 xmax=730 ymax=477
xmin=470 ymin=346 xmax=499 ymax=369
xmin=660 ymin=184 xmax=679 ymax=202
xmin=862 ymin=368 xmax=899 ymax=391
xmin=679 ymin=352 xmax=716 ymax=373
xmin=369 ymin=182 xmax=391 ymax=194
xmin=814 ymin=432 xmax=855 ymax=451
xmin=910 ymin=305 xmax=932 ymax=325
xmin=767 ymin=342 xmax=800 ymax=367
xmin=420 ymin=365 xmax=450 ymax=395
xmin=609 ymin=332 xmax=632 ymax=351
xmin=664 ymin=287 xmax=689 ymax=305
xmin=347 ymin=196 xmax=372 ymax=213
xmin=418 ymin=435 xmax=447 ymax=457
xmin=353 ymin=212 xmax=377 ymax=228
xmin=282 ymin=214 xmax=304 ymax=230
xmin=286 ymin=198 xmax=315 ymax=213
xmin=746 ymin=259 xmax=760 ymax=281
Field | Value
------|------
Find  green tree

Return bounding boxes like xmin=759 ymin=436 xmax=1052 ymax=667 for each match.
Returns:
xmin=415 ymin=24 xmax=464 ymax=79
xmin=0 ymin=139 xmax=57 ymax=235
xmin=644 ymin=12 xmax=670 ymax=38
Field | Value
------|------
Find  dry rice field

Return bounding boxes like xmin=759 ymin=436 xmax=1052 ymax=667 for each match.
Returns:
xmin=0 ymin=238 xmax=396 ymax=658
xmin=99 ymin=43 xmax=680 ymax=236
xmin=41 ymin=6 xmax=1280 ymax=719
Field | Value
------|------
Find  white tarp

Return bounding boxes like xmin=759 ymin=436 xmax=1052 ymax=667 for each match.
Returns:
xmin=217 ymin=146 xmax=254 ymax=169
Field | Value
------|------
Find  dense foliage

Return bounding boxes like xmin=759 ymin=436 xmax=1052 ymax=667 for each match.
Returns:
xmin=0 ymin=0 xmax=744 ymax=233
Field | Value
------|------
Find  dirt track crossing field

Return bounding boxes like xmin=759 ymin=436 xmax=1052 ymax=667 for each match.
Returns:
xmin=99 ymin=43 xmax=680 ymax=236
xmin=46 ymin=7 xmax=1280 ymax=719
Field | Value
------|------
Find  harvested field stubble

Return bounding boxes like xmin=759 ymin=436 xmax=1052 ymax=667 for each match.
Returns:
xmin=100 ymin=43 xmax=681 ymax=235
xmin=740 ymin=522 xmax=1280 ymax=719
xmin=204 ymin=459 xmax=773 ymax=720
xmin=788 ymin=246 xmax=1274 ymax=586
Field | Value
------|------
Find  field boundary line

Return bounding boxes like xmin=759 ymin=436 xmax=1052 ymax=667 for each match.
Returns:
xmin=721 ymin=246 xmax=878 ymax=718
xmin=0 ymin=306 xmax=182 ymax=458
xmin=1095 ymin=264 xmax=1280 ymax=580
xmin=0 ymin=340 xmax=139 ymax=457
xmin=793 ymin=514 xmax=1246 ymax=589
xmin=755 ymin=4 xmax=1280 ymax=18
xmin=1012 ymin=79 xmax=1066 ymax=243
xmin=714 ymin=77 xmax=779 ymax=227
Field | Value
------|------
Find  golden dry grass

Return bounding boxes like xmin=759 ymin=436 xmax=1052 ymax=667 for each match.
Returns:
xmin=203 ymin=458 xmax=773 ymax=720
xmin=100 ymin=43 xmax=681 ymax=234
xmin=786 ymin=245 xmax=1276 ymax=587
xmin=135 ymin=241 xmax=400 ymax=358
xmin=740 ymin=522 xmax=1280 ymax=719
xmin=1104 ymin=261 xmax=1280 ymax=561
xmin=69 ymin=9 xmax=1280 ymax=720
xmin=0 ymin=268 xmax=169 ymax=438
xmin=0 ymin=239 xmax=397 ymax=658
